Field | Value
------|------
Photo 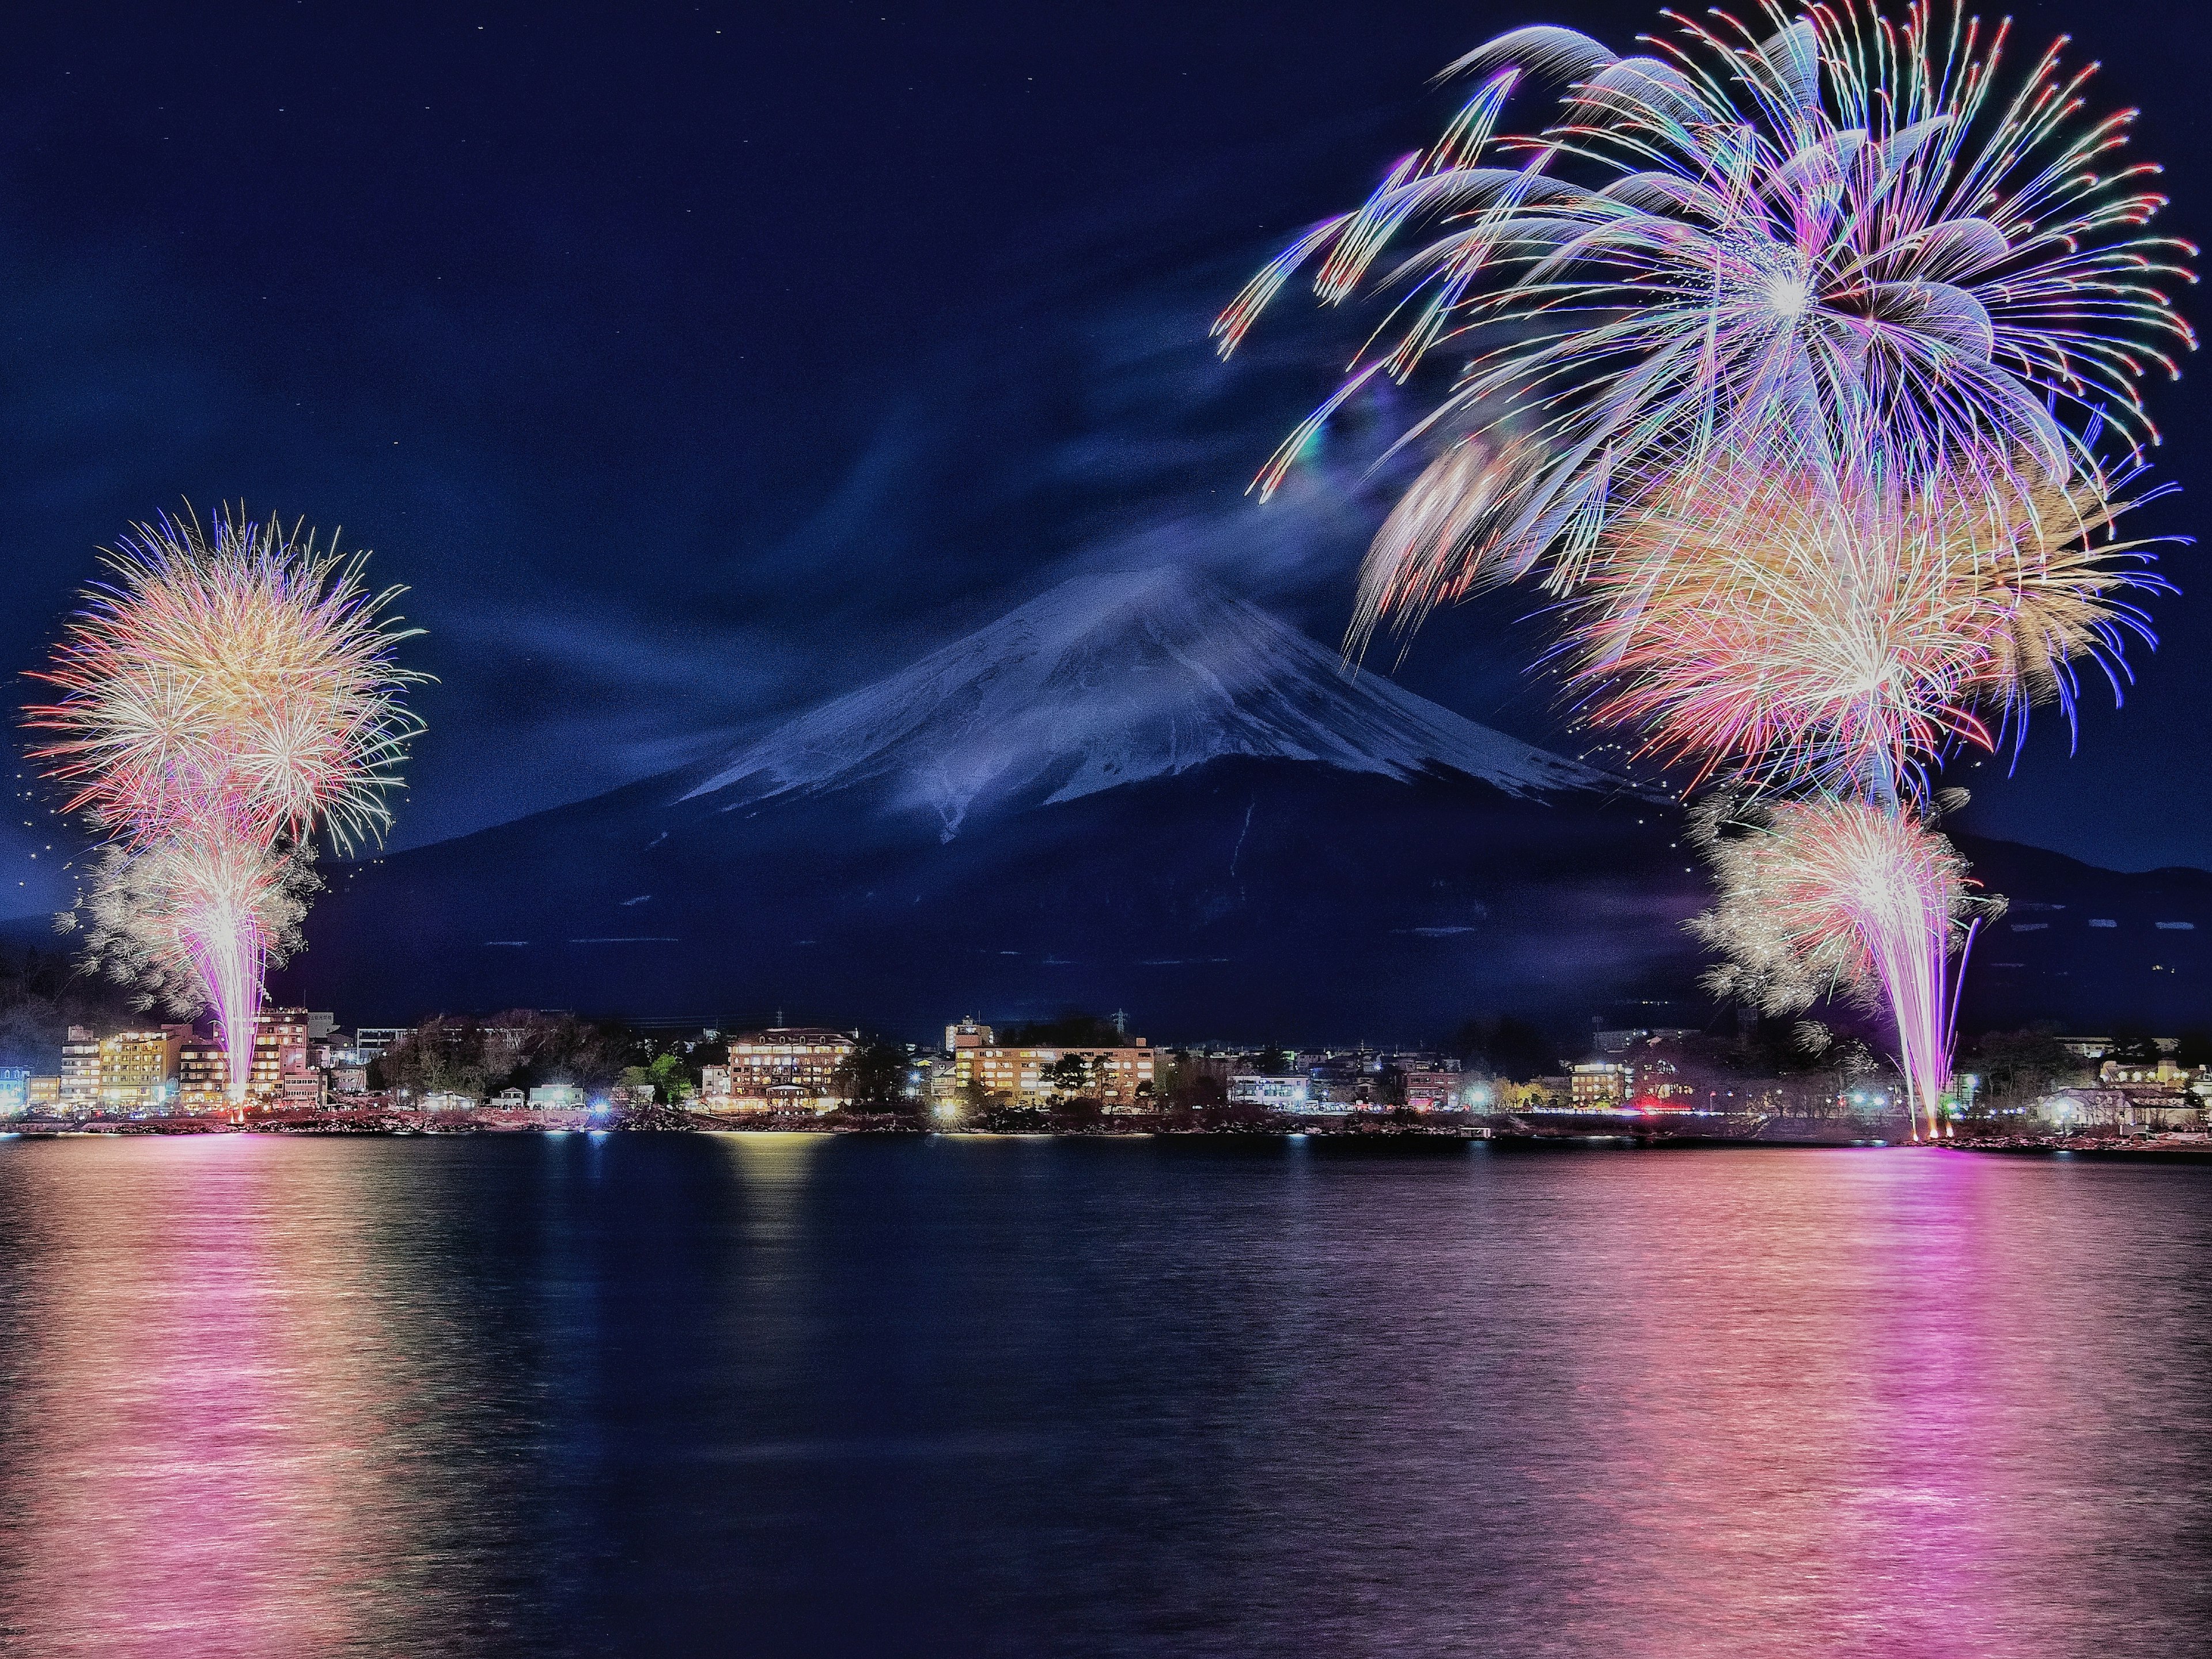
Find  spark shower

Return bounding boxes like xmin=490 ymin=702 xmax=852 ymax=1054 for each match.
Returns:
xmin=26 ymin=509 xmax=423 ymax=1103
xmin=1224 ymin=0 xmax=2194 ymax=1137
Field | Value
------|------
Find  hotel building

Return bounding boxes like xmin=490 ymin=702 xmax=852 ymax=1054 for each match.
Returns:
xmin=702 ymin=1027 xmax=858 ymax=1112
xmin=97 ymin=1025 xmax=193 ymax=1112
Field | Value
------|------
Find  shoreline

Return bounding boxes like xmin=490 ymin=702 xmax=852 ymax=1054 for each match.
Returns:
xmin=6 ymin=1113 xmax=2208 ymax=1161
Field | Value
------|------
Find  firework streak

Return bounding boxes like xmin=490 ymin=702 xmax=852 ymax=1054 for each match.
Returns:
xmin=26 ymin=509 xmax=423 ymax=1103
xmin=1223 ymin=2 xmax=2192 ymax=1127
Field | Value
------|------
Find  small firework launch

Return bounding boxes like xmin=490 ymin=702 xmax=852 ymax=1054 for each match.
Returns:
xmin=24 ymin=507 xmax=423 ymax=1104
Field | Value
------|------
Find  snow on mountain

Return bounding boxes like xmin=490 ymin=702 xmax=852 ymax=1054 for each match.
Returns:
xmin=684 ymin=567 xmax=1605 ymax=837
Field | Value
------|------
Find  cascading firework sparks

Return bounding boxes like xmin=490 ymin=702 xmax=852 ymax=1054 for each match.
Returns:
xmin=27 ymin=507 xmax=423 ymax=1103
xmin=1222 ymin=1 xmax=2191 ymax=1129
xmin=1689 ymin=796 xmax=1997 ymax=1138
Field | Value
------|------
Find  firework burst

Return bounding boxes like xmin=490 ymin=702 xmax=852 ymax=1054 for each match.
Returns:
xmin=1219 ymin=0 xmax=2194 ymax=623
xmin=1569 ymin=453 xmax=2167 ymax=803
xmin=1223 ymin=2 xmax=2191 ymax=1124
xmin=26 ymin=506 xmax=425 ymax=1103
xmin=1689 ymin=794 xmax=1997 ymax=1137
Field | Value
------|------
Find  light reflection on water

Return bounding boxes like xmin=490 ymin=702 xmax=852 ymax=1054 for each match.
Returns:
xmin=0 ymin=1137 xmax=2206 ymax=1657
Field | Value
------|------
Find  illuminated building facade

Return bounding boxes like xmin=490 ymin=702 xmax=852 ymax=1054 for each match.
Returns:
xmin=177 ymin=1042 xmax=230 ymax=1111
xmin=706 ymin=1028 xmax=857 ymax=1111
xmin=1228 ymin=1074 xmax=1312 ymax=1110
xmin=97 ymin=1026 xmax=192 ymax=1112
xmin=1401 ymin=1066 xmax=1471 ymax=1111
xmin=59 ymin=1028 xmax=100 ymax=1108
xmin=959 ymin=1040 xmax=1154 ymax=1108
xmin=1568 ymin=1061 xmax=1628 ymax=1109
xmin=248 ymin=1009 xmax=313 ymax=1102
xmin=354 ymin=1027 xmax=412 ymax=1062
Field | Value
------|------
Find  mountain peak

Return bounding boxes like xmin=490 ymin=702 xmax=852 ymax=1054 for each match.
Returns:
xmin=685 ymin=566 xmax=1603 ymax=838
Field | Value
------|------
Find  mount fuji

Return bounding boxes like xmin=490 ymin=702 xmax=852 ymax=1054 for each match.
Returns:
xmin=685 ymin=568 xmax=1598 ymax=836
xmin=278 ymin=567 xmax=2209 ymax=1038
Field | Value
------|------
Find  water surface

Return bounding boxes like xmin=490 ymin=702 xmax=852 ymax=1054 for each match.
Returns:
xmin=0 ymin=1135 xmax=2205 ymax=1657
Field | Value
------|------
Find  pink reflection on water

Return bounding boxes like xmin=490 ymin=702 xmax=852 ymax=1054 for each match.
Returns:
xmin=0 ymin=1138 xmax=435 ymax=1657
xmin=1510 ymin=1149 xmax=2173 ymax=1655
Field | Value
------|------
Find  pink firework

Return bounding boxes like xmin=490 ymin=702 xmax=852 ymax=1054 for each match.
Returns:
xmin=27 ymin=507 xmax=422 ymax=1104
xmin=1690 ymin=796 xmax=1994 ymax=1138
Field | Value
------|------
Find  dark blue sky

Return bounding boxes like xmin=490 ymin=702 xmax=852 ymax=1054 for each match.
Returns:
xmin=0 ymin=0 xmax=2205 ymax=915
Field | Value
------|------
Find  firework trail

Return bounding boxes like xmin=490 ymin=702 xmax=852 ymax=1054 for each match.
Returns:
xmin=1222 ymin=1 xmax=2191 ymax=1127
xmin=1690 ymin=794 xmax=1997 ymax=1137
xmin=28 ymin=507 xmax=423 ymax=1102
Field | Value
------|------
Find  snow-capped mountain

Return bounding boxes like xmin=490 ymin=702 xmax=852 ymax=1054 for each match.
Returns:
xmin=687 ymin=567 xmax=1603 ymax=836
xmin=281 ymin=566 xmax=2212 ymax=1038
xmin=284 ymin=568 xmax=1684 ymax=1031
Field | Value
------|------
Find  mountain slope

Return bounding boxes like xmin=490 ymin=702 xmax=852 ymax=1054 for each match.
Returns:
xmin=685 ymin=567 xmax=1601 ymax=837
xmin=274 ymin=567 xmax=2212 ymax=1039
xmin=285 ymin=569 xmax=1684 ymax=1032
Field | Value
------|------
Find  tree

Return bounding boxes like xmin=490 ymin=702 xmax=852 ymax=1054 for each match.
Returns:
xmin=619 ymin=1051 xmax=695 ymax=1104
xmin=833 ymin=1039 xmax=911 ymax=1109
xmin=1964 ymin=1029 xmax=2089 ymax=1110
xmin=1041 ymin=1052 xmax=1092 ymax=1094
xmin=1449 ymin=1016 xmax=1558 ymax=1082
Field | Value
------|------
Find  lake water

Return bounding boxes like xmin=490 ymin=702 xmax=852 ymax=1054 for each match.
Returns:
xmin=0 ymin=1135 xmax=2206 ymax=1658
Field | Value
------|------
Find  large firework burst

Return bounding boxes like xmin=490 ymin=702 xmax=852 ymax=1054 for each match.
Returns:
xmin=1219 ymin=0 xmax=2194 ymax=624
xmin=26 ymin=507 xmax=424 ymax=1103
xmin=1569 ymin=453 xmax=2166 ymax=803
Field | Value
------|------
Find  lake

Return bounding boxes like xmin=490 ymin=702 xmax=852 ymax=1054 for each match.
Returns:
xmin=0 ymin=1134 xmax=2206 ymax=1657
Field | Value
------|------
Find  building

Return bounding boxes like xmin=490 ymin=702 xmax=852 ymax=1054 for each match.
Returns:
xmin=2100 ymin=1057 xmax=2190 ymax=1088
xmin=248 ymin=1009 xmax=313 ymax=1102
xmin=60 ymin=1027 xmax=101 ymax=1107
xmin=528 ymin=1084 xmax=588 ymax=1110
xmin=278 ymin=1069 xmax=326 ymax=1110
xmin=713 ymin=1028 xmax=858 ymax=1111
xmin=1402 ymin=1065 xmax=1471 ymax=1112
xmin=26 ymin=1075 xmax=61 ymax=1111
xmin=97 ymin=1026 xmax=192 ymax=1112
xmin=177 ymin=1041 xmax=232 ymax=1111
xmin=2039 ymin=1088 xmax=2133 ymax=1129
xmin=1228 ymin=1074 xmax=1315 ymax=1111
xmin=959 ymin=1039 xmax=1154 ymax=1108
xmin=423 ymin=1090 xmax=478 ymax=1112
xmin=945 ymin=1017 xmax=995 ymax=1053
xmin=329 ymin=1065 xmax=370 ymax=1096
xmin=0 ymin=1069 xmax=26 ymax=1115
xmin=354 ymin=1027 xmax=411 ymax=1062
xmin=1568 ymin=1060 xmax=1628 ymax=1109
xmin=491 ymin=1088 xmax=527 ymax=1110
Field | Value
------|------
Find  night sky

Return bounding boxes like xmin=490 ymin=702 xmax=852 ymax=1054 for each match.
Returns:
xmin=1 ymin=0 xmax=2207 ymax=917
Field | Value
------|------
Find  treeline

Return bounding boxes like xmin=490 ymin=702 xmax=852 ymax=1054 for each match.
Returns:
xmin=0 ymin=944 xmax=149 ymax=1074
xmin=372 ymin=1012 xmax=704 ymax=1102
